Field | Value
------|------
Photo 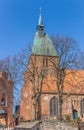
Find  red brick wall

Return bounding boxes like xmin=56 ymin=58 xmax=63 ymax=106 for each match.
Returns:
xmin=0 ymin=72 xmax=14 ymax=126
xmin=20 ymin=82 xmax=33 ymax=121
xmin=20 ymin=55 xmax=84 ymax=121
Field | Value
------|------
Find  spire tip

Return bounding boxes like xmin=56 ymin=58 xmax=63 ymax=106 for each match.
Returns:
xmin=40 ymin=8 xmax=42 ymax=15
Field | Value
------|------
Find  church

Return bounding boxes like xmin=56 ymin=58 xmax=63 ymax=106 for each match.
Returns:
xmin=20 ymin=11 xmax=84 ymax=122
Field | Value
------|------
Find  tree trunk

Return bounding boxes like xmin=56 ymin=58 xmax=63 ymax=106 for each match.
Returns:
xmin=60 ymin=92 xmax=62 ymax=120
xmin=57 ymin=92 xmax=62 ymax=120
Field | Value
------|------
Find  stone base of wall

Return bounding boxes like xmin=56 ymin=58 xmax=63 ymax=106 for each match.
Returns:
xmin=40 ymin=121 xmax=78 ymax=130
xmin=14 ymin=120 xmax=79 ymax=130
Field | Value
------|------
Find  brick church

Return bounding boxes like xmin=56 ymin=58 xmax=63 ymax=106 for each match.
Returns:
xmin=20 ymin=11 xmax=84 ymax=122
xmin=0 ymin=72 xmax=14 ymax=126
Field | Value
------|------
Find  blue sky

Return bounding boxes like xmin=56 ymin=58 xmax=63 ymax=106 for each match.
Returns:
xmin=0 ymin=0 xmax=84 ymax=59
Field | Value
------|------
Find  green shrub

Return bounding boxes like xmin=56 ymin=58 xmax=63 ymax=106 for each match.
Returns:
xmin=65 ymin=115 xmax=71 ymax=121
xmin=74 ymin=117 xmax=81 ymax=122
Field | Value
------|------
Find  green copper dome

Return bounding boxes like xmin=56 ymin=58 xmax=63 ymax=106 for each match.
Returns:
xmin=31 ymin=32 xmax=58 ymax=57
xmin=31 ymin=9 xmax=58 ymax=57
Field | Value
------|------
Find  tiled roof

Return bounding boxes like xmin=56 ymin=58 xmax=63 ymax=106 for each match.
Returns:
xmin=64 ymin=70 xmax=84 ymax=94
xmin=42 ymin=70 xmax=84 ymax=94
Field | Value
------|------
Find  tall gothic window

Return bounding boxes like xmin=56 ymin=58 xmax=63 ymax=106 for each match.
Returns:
xmin=80 ymin=99 xmax=84 ymax=116
xmin=50 ymin=97 xmax=58 ymax=116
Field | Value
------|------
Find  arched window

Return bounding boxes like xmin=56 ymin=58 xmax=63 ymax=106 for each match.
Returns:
xmin=50 ymin=97 xmax=58 ymax=116
xmin=80 ymin=99 xmax=84 ymax=116
xmin=1 ymin=98 xmax=5 ymax=106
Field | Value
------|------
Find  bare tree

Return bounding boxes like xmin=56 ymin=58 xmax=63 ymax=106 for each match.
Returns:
xmin=16 ymin=44 xmax=48 ymax=120
xmin=0 ymin=56 xmax=23 ymax=104
xmin=49 ymin=35 xmax=81 ymax=120
xmin=24 ymin=55 xmax=48 ymax=120
xmin=0 ymin=44 xmax=31 ymax=112
xmin=17 ymin=36 xmax=81 ymax=120
xmin=78 ymin=51 xmax=84 ymax=69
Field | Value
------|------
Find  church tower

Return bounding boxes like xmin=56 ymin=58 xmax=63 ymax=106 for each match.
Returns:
xmin=20 ymin=9 xmax=59 ymax=121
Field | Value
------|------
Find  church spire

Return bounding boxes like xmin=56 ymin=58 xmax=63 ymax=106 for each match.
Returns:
xmin=37 ymin=8 xmax=44 ymax=37
xmin=38 ymin=8 xmax=43 ymax=26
